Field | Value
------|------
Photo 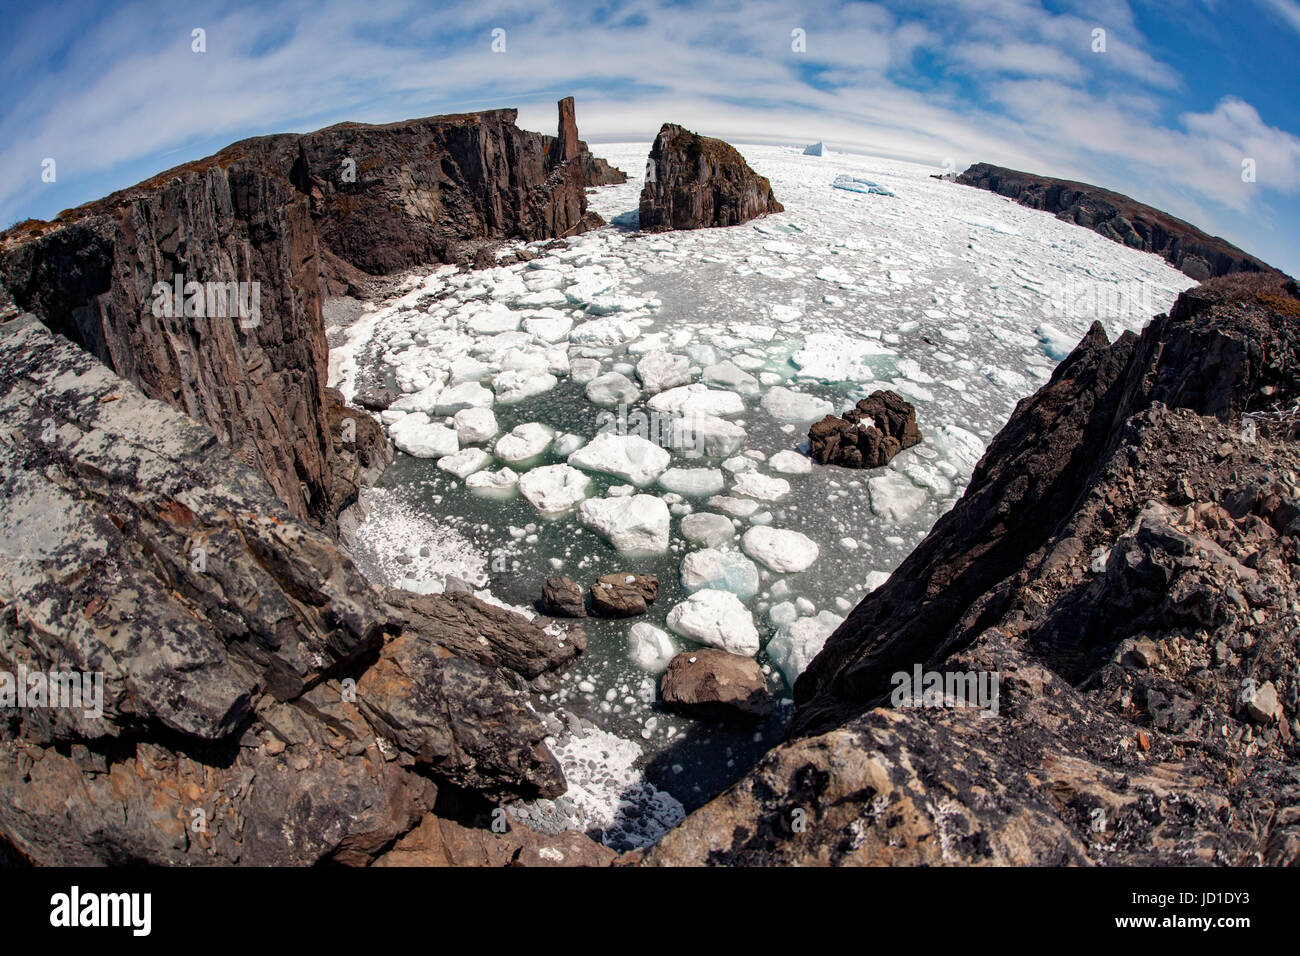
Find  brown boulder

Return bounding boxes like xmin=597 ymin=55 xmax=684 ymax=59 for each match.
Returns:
xmin=541 ymin=576 xmax=587 ymax=618
xmin=660 ymin=649 xmax=771 ymax=720
xmin=808 ymin=390 xmax=921 ymax=468
xmin=590 ymin=573 xmax=660 ymax=617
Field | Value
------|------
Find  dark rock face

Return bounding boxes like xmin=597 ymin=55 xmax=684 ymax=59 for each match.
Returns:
xmin=646 ymin=273 xmax=1300 ymax=866
xmin=541 ymin=576 xmax=587 ymax=618
xmin=541 ymin=95 xmax=628 ymax=187
xmin=0 ymin=99 xmax=599 ymax=534
xmin=0 ymin=317 xmax=575 ymax=865
xmin=660 ymin=649 xmax=771 ymax=721
xmin=591 ymin=573 xmax=660 ymax=617
xmin=956 ymin=163 xmax=1281 ymax=281
xmin=808 ymin=390 xmax=921 ymax=468
xmin=638 ymin=124 xmax=783 ymax=232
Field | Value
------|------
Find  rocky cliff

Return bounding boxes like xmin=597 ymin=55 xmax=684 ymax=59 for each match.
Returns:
xmin=646 ymin=272 xmax=1300 ymax=865
xmin=638 ymin=124 xmax=783 ymax=232
xmin=0 ymin=314 xmax=594 ymax=865
xmin=956 ymin=163 xmax=1278 ymax=281
xmin=0 ymin=99 xmax=605 ymax=535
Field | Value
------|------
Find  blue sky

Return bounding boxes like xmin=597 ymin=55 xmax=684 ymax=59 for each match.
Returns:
xmin=2 ymin=0 xmax=1297 ymax=275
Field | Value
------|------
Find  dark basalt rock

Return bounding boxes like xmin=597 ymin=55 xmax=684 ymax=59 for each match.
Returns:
xmin=646 ymin=273 xmax=1300 ymax=866
xmin=955 ymin=163 xmax=1282 ymax=281
xmin=0 ymin=98 xmax=599 ymax=535
xmin=808 ymin=390 xmax=921 ymax=468
xmin=590 ymin=573 xmax=660 ymax=617
xmin=638 ymin=124 xmax=783 ymax=232
xmin=0 ymin=316 xmax=575 ymax=864
xmin=660 ymin=649 xmax=772 ymax=721
xmin=541 ymin=576 xmax=587 ymax=618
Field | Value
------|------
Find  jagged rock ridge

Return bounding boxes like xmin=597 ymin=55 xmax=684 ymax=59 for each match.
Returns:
xmin=956 ymin=162 xmax=1279 ymax=281
xmin=645 ymin=273 xmax=1300 ymax=866
xmin=0 ymin=316 xmax=591 ymax=865
xmin=0 ymin=99 xmax=610 ymax=534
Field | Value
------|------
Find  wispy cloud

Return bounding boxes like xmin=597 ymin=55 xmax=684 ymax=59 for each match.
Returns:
xmin=1 ymin=0 xmax=1297 ymax=273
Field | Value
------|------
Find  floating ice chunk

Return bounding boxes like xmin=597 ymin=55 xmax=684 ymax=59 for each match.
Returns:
xmin=1036 ymin=323 xmax=1077 ymax=361
xmin=665 ymin=414 xmax=747 ymax=458
xmin=466 ymin=305 xmax=520 ymax=334
xmin=741 ymin=526 xmax=819 ymax=572
xmin=680 ymin=512 xmax=736 ymax=547
xmin=982 ymin=364 xmax=1029 ymax=389
xmin=767 ymin=611 xmax=844 ymax=685
xmin=721 ymin=455 xmax=756 ymax=474
xmin=389 ymin=383 xmax=445 ymax=414
xmin=586 ymin=293 xmax=658 ymax=315
xmin=389 ymin=416 xmax=459 ymax=458
xmin=499 ymin=348 xmax=550 ymax=373
xmin=494 ymin=422 xmax=555 ymax=463
xmin=627 ymin=623 xmax=677 ymax=673
xmin=569 ymin=358 xmax=602 ymax=384
xmin=570 ymin=318 xmax=641 ymax=346
xmin=831 ymin=174 xmax=895 ymax=197
xmin=760 ymin=386 xmax=834 ymax=423
xmin=493 ymin=369 xmax=558 ymax=403
xmin=523 ymin=312 xmax=574 ymax=343
xmin=608 ymin=484 xmax=635 ymax=497
xmin=865 ymin=570 xmax=890 ymax=591
xmin=466 ymin=467 xmax=519 ymax=492
xmin=568 ymin=432 xmax=671 ymax=486
xmin=708 ymin=495 xmax=760 ymax=518
xmin=867 ymin=471 xmax=928 ymax=521
xmin=453 ymin=407 xmax=498 ymax=445
xmin=702 ymin=361 xmax=760 ymax=397
xmin=636 ymin=351 xmax=693 ymax=395
xmin=768 ymin=601 xmax=799 ymax=626
xmin=585 ymin=371 xmax=641 ymax=407
xmin=448 ymin=356 xmax=495 ymax=385
xmin=685 ymin=344 xmax=719 ymax=366
xmin=768 ymin=450 xmax=813 ymax=474
xmin=680 ymin=548 xmax=760 ymax=599
xmin=552 ymin=432 xmax=586 ymax=456
xmin=518 ymin=464 xmax=590 ymax=513
xmin=728 ymin=323 xmax=778 ymax=342
xmin=665 ymin=589 xmax=760 ymax=656
xmin=931 ymin=424 xmax=985 ymax=474
xmin=433 ymin=381 xmax=493 ymax=415
xmin=731 ymin=472 xmax=791 ymax=501
xmin=658 ymin=467 xmax=725 ymax=497
xmin=648 ymin=383 xmax=745 ymax=418
xmin=579 ymin=495 xmax=671 ymax=553
xmin=437 ymin=447 xmax=492 ymax=479
xmin=789 ymin=333 xmax=893 ymax=384
xmin=517 ymin=288 xmax=568 ymax=308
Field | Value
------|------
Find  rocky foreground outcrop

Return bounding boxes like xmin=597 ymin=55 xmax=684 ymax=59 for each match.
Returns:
xmin=0 ymin=315 xmax=593 ymax=865
xmin=646 ymin=273 xmax=1300 ymax=865
xmin=638 ymin=124 xmax=783 ymax=232
xmin=0 ymin=99 xmax=607 ymax=535
xmin=956 ymin=163 xmax=1279 ymax=281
